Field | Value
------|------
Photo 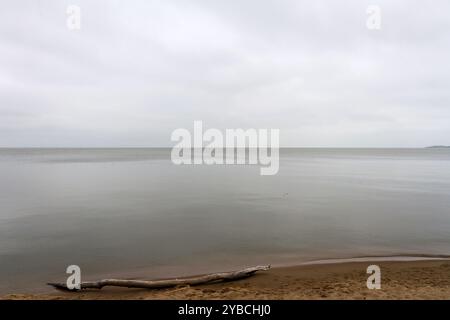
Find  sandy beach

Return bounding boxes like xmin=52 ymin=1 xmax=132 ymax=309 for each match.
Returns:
xmin=3 ymin=259 xmax=450 ymax=300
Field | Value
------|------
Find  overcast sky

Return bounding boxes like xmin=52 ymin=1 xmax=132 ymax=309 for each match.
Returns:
xmin=1 ymin=0 xmax=449 ymax=147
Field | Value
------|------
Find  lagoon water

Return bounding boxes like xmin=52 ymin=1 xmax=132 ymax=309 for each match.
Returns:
xmin=1 ymin=148 xmax=450 ymax=293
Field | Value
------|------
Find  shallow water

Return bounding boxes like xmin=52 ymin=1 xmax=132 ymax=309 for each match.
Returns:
xmin=1 ymin=148 xmax=450 ymax=293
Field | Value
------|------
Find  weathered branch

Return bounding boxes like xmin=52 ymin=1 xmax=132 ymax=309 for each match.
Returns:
xmin=48 ymin=265 xmax=270 ymax=291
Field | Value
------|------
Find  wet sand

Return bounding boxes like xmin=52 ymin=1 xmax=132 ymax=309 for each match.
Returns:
xmin=3 ymin=259 xmax=450 ymax=300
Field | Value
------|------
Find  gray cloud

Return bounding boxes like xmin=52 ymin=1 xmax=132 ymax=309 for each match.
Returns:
xmin=0 ymin=0 xmax=449 ymax=147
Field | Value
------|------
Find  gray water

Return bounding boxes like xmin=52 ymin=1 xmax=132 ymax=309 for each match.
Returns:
xmin=1 ymin=148 xmax=450 ymax=293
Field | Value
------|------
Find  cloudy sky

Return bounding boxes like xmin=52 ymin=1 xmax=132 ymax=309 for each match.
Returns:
xmin=1 ymin=0 xmax=449 ymax=147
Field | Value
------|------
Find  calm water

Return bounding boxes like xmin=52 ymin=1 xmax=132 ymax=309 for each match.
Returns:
xmin=1 ymin=148 xmax=450 ymax=293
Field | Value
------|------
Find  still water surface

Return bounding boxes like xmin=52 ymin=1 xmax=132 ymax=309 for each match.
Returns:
xmin=0 ymin=148 xmax=449 ymax=293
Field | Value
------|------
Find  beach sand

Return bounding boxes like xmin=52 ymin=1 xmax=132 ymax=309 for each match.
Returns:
xmin=3 ymin=259 xmax=450 ymax=300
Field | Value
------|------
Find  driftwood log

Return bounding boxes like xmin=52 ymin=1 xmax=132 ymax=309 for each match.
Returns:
xmin=48 ymin=265 xmax=270 ymax=291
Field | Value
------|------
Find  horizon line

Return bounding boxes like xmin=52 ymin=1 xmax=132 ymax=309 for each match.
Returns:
xmin=1 ymin=146 xmax=448 ymax=149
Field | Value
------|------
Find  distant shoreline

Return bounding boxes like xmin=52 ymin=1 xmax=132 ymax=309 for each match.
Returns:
xmin=1 ymin=146 xmax=450 ymax=150
xmin=426 ymin=145 xmax=450 ymax=148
